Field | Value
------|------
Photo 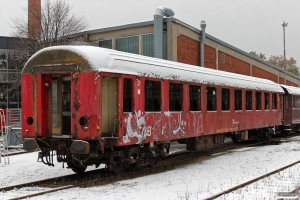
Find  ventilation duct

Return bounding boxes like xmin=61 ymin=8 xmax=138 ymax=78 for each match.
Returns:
xmin=154 ymin=6 xmax=174 ymax=59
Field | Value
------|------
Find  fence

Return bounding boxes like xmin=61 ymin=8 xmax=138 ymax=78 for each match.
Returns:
xmin=6 ymin=108 xmax=21 ymax=138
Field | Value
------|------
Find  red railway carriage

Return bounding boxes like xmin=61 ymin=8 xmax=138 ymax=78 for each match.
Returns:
xmin=21 ymin=46 xmax=284 ymax=173
xmin=280 ymin=85 xmax=300 ymax=132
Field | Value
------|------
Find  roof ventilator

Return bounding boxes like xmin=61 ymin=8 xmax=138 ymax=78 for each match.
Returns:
xmin=154 ymin=6 xmax=174 ymax=59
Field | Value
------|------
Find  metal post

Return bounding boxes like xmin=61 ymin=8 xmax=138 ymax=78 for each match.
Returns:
xmin=282 ymin=21 xmax=288 ymax=85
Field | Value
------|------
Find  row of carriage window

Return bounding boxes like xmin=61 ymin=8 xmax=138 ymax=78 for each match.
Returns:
xmin=123 ymin=78 xmax=278 ymax=112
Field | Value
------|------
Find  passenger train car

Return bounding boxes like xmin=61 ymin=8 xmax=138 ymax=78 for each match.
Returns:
xmin=21 ymin=46 xmax=300 ymax=174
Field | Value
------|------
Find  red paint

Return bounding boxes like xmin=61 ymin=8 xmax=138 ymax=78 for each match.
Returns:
xmin=75 ymin=72 xmax=101 ymax=139
xmin=21 ymin=74 xmax=35 ymax=137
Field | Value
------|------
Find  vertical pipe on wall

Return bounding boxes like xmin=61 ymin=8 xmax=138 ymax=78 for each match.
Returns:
xmin=200 ymin=20 xmax=207 ymax=67
xmin=154 ymin=6 xmax=174 ymax=59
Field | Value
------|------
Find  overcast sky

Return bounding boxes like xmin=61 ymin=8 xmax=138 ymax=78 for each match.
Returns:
xmin=0 ymin=0 xmax=299 ymax=64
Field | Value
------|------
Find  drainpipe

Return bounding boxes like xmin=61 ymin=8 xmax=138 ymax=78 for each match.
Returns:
xmin=154 ymin=6 xmax=174 ymax=59
xmin=200 ymin=20 xmax=207 ymax=67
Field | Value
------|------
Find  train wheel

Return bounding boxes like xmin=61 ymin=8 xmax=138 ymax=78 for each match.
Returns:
xmin=231 ymin=134 xmax=238 ymax=143
xmin=256 ymin=131 xmax=263 ymax=142
xmin=113 ymin=156 xmax=126 ymax=175
xmin=148 ymin=156 xmax=159 ymax=167
xmin=71 ymin=165 xmax=87 ymax=174
xmin=67 ymin=159 xmax=87 ymax=174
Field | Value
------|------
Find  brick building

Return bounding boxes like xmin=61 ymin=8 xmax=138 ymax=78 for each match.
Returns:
xmin=77 ymin=6 xmax=300 ymax=87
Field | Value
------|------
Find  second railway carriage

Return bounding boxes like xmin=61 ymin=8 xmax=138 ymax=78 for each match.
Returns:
xmin=280 ymin=85 xmax=300 ymax=133
xmin=21 ymin=46 xmax=284 ymax=173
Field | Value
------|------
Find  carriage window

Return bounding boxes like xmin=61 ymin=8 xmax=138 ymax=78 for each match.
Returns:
xmin=256 ymin=92 xmax=261 ymax=110
xmin=169 ymin=83 xmax=182 ymax=111
xmin=264 ymin=93 xmax=269 ymax=110
xmin=272 ymin=93 xmax=277 ymax=109
xmin=145 ymin=80 xmax=161 ymax=111
xmin=189 ymin=85 xmax=201 ymax=111
xmin=293 ymin=96 xmax=300 ymax=109
xmin=207 ymin=87 xmax=216 ymax=111
xmin=246 ymin=91 xmax=252 ymax=110
xmin=234 ymin=90 xmax=242 ymax=110
xmin=123 ymin=78 xmax=133 ymax=112
xmin=222 ymin=88 xmax=230 ymax=111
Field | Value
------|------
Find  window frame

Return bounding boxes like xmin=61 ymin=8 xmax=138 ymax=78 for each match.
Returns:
xmin=246 ymin=91 xmax=252 ymax=110
xmin=145 ymin=80 xmax=161 ymax=112
xmin=189 ymin=85 xmax=201 ymax=111
xmin=116 ymin=35 xmax=139 ymax=54
xmin=99 ymin=39 xmax=112 ymax=49
xmin=256 ymin=91 xmax=262 ymax=110
xmin=293 ymin=95 xmax=300 ymax=109
xmin=206 ymin=87 xmax=217 ymax=111
xmin=264 ymin=92 xmax=270 ymax=110
xmin=169 ymin=83 xmax=183 ymax=111
xmin=234 ymin=90 xmax=242 ymax=111
xmin=123 ymin=78 xmax=133 ymax=112
xmin=221 ymin=88 xmax=230 ymax=111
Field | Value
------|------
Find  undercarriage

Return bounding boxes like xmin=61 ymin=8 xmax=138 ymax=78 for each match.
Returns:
xmin=34 ymin=139 xmax=170 ymax=174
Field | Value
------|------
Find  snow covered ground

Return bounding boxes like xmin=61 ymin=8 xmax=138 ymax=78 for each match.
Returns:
xmin=1 ymin=137 xmax=300 ymax=199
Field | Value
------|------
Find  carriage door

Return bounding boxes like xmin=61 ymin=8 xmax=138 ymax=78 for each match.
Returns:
xmin=51 ymin=75 xmax=71 ymax=136
xmin=102 ymin=76 xmax=118 ymax=135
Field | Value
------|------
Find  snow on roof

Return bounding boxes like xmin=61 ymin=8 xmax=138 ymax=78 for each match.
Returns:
xmin=28 ymin=45 xmax=284 ymax=93
xmin=280 ymin=85 xmax=300 ymax=95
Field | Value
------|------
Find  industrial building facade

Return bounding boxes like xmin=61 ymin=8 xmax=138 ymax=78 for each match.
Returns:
xmin=79 ymin=13 xmax=300 ymax=87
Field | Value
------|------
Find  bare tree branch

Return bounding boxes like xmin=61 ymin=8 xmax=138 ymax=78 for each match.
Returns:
xmin=5 ymin=0 xmax=89 ymax=107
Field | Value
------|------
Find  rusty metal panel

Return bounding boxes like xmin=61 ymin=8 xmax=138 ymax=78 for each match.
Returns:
xmin=74 ymin=72 xmax=101 ymax=140
xmin=36 ymin=74 xmax=50 ymax=137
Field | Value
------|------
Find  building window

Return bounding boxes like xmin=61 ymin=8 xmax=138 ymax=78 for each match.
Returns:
xmin=256 ymin=92 xmax=261 ymax=110
xmin=145 ymin=80 xmax=161 ymax=111
xmin=222 ymin=88 xmax=230 ymax=111
xmin=246 ymin=91 xmax=252 ymax=110
xmin=222 ymin=53 xmax=225 ymax=63
xmin=169 ymin=83 xmax=182 ymax=111
xmin=189 ymin=85 xmax=200 ymax=111
xmin=234 ymin=90 xmax=242 ymax=110
xmin=116 ymin=35 xmax=139 ymax=54
xmin=264 ymin=93 xmax=269 ymax=110
xmin=99 ymin=39 xmax=112 ymax=49
xmin=142 ymin=32 xmax=167 ymax=59
xmin=123 ymin=78 xmax=133 ymax=112
xmin=272 ymin=93 xmax=277 ymax=109
xmin=207 ymin=87 xmax=216 ymax=111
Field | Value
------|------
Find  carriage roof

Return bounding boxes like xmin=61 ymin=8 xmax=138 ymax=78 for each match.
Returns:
xmin=23 ymin=45 xmax=284 ymax=93
xmin=280 ymin=85 xmax=300 ymax=95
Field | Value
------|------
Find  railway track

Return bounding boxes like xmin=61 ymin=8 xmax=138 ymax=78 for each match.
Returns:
xmin=203 ymin=160 xmax=300 ymax=199
xmin=2 ymin=135 xmax=296 ymax=199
